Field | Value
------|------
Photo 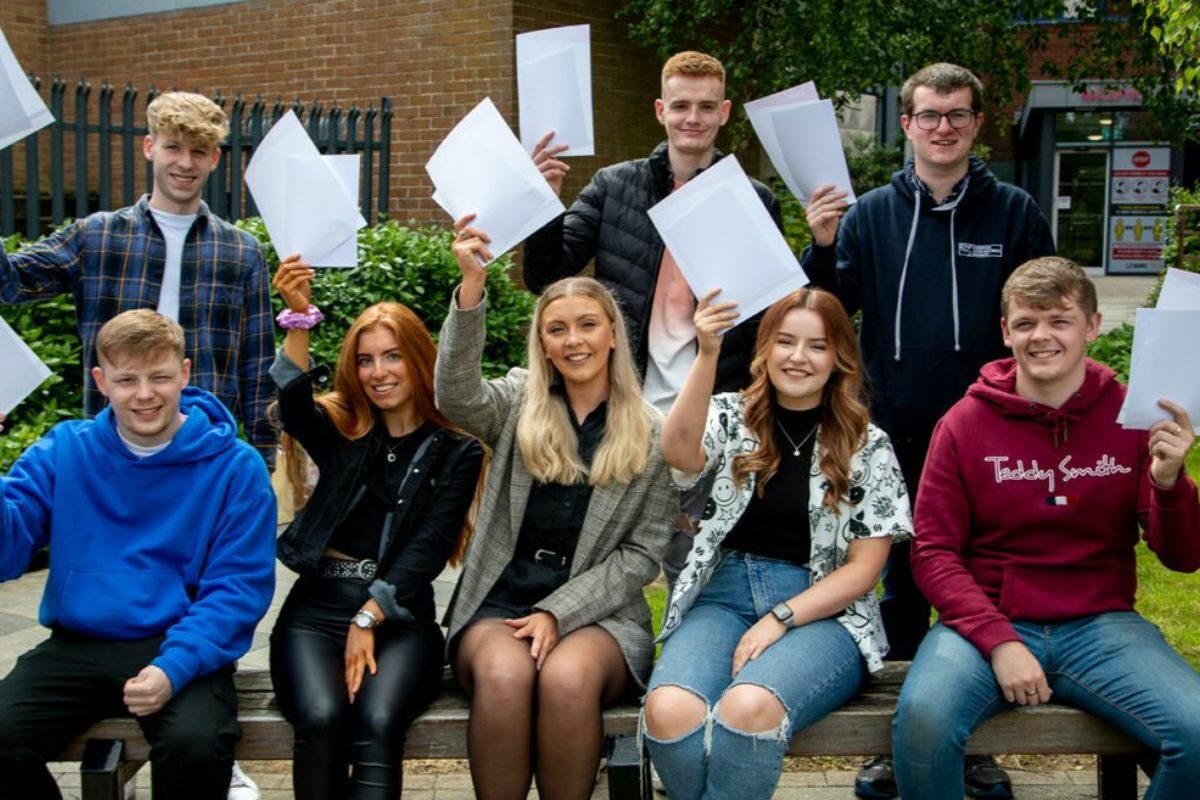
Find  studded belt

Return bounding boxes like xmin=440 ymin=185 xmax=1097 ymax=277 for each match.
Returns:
xmin=317 ymin=556 xmax=378 ymax=580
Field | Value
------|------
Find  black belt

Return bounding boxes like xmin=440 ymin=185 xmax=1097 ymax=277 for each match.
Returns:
xmin=317 ymin=556 xmax=378 ymax=580
xmin=515 ymin=546 xmax=569 ymax=569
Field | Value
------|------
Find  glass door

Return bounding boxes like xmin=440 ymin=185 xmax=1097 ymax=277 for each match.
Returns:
xmin=1053 ymin=150 xmax=1109 ymax=269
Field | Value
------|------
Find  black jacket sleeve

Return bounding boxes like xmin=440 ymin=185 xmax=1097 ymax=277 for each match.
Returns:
xmin=522 ymin=170 xmax=606 ymax=294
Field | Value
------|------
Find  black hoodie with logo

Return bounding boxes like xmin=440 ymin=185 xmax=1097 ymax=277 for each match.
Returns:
xmin=801 ymin=156 xmax=1055 ymax=441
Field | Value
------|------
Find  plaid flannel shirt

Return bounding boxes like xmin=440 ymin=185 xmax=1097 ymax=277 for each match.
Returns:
xmin=0 ymin=196 xmax=275 ymax=467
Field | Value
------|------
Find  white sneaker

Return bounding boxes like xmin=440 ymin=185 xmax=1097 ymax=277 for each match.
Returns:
xmin=228 ymin=762 xmax=261 ymax=800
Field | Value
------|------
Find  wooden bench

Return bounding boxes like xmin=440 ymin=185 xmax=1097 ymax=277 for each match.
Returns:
xmin=62 ymin=664 xmax=1147 ymax=800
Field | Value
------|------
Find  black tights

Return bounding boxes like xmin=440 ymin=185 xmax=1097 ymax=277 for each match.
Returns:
xmin=270 ymin=577 xmax=444 ymax=800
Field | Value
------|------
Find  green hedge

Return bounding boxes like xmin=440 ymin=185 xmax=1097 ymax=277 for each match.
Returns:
xmin=1 ymin=221 xmax=535 ymax=472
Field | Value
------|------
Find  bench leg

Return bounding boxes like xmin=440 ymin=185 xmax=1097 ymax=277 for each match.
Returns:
xmin=605 ymin=733 xmax=648 ymax=800
xmin=1097 ymin=754 xmax=1138 ymax=800
xmin=80 ymin=739 xmax=125 ymax=800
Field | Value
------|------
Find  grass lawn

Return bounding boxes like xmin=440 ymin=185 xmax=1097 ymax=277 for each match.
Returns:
xmin=646 ymin=447 xmax=1200 ymax=670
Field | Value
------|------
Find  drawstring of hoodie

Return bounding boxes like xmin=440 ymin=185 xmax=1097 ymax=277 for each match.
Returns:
xmin=894 ymin=173 xmax=970 ymax=361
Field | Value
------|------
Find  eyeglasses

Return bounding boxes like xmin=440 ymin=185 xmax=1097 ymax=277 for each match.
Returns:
xmin=911 ymin=109 xmax=979 ymax=131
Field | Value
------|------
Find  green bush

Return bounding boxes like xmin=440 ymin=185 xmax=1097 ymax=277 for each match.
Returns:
xmin=2 ymin=233 xmax=85 ymax=472
xmin=2 ymin=221 xmax=535 ymax=472
xmin=1087 ymin=322 xmax=1134 ymax=383
xmin=237 ymin=218 xmax=533 ymax=377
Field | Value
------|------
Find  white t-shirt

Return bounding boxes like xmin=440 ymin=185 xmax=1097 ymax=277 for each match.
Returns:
xmin=149 ymin=208 xmax=198 ymax=322
xmin=117 ymin=424 xmax=179 ymax=458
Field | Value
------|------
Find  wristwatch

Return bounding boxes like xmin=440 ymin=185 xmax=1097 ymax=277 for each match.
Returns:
xmin=771 ymin=602 xmax=795 ymax=629
xmin=353 ymin=608 xmax=379 ymax=630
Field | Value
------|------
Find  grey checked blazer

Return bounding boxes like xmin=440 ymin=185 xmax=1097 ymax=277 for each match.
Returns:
xmin=435 ymin=293 xmax=675 ymax=685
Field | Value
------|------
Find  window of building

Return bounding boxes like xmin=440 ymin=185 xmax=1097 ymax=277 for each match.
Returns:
xmin=48 ymin=0 xmax=249 ymax=26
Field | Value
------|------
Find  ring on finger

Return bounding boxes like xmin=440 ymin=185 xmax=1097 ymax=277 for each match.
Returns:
xmin=1024 ymin=689 xmax=1038 ymax=696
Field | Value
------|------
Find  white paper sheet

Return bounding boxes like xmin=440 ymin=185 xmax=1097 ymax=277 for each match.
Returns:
xmin=647 ymin=155 xmax=808 ymax=325
xmin=306 ymin=154 xmax=360 ymax=268
xmin=746 ymin=85 xmax=855 ymax=206
xmin=1156 ymin=267 xmax=1200 ymax=310
xmin=425 ymin=97 xmax=565 ymax=265
xmin=517 ymin=24 xmax=593 ymax=156
xmin=0 ymin=313 xmax=52 ymax=415
xmin=244 ymin=111 xmax=365 ymax=264
xmin=745 ymin=82 xmax=818 ymax=186
xmin=1117 ymin=308 xmax=1200 ymax=429
xmin=0 ymin=25 xmax=54 ymax=151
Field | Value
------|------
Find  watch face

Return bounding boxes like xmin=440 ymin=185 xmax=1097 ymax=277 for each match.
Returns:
xmin=354 ymin=613 xmax=372 ymax=629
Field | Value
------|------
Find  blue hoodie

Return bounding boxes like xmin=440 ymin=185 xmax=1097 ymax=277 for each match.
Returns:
xmin=802 ymin=156 xmax=1055 ymax=440
xmin=0 ymin=386 xmax=276 ymax=692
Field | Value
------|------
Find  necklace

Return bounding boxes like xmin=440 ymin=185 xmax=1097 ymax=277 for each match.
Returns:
xmin=774 ymin=419 xmax=817 ymax=457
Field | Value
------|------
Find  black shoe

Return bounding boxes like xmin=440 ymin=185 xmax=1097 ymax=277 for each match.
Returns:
xmin=964 ymin=755 xmax=1014 ymax=799
xmin=854 ymin=755 xmax=898 ymax=800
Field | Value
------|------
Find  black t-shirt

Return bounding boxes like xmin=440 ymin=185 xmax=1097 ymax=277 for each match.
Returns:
xmin=325 ymin=423 xmax=429 ymax=561
xmin=722 ymin=405 xmax=820 ymax=564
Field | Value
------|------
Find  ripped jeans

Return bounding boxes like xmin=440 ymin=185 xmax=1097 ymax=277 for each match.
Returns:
xmin=644 ymin=551 xmax=865 ymax=800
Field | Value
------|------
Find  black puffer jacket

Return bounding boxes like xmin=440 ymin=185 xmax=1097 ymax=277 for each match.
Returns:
xmin=523 ymin=142 xmax=782 ymax=395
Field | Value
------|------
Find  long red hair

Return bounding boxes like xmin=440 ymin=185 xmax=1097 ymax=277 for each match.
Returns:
xmin=732 ymin=288 xmax=869 ymax=511
xmin=285 ymin=302 xmax=483 ymax=565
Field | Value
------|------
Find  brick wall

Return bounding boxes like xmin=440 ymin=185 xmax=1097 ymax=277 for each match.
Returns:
xmin=4 ymin=0 xmax=667 ymax=225
xmin=1 ymin=0 xmax=49 ymax=81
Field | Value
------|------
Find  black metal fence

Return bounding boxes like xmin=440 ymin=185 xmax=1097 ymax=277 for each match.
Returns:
xmin=0 ymin=76 xmax=393 ymax=239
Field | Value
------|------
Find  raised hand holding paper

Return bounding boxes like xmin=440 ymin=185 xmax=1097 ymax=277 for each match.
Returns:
xmin=516 ymin=24 xmax=593 ymax=156
xmin=647 ymin=155 xmax=807 ymax=324
xmin=0 ymin=313 xmax=52 ymax=415
xmin=245 ymin=111 xmax=366 ymax=266
xmin=745 ymin=83 xmax=855 ymax=206
xmin=426 ymin=97 xmax=564 ymax=265
xmin=0 ymin=25 xmax=55 ymax=151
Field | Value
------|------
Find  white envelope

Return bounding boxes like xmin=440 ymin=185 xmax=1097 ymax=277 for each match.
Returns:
xmin=746 ymin=84 xmax=855 ymax=206
xmin=0 ymin=313 xmax=52 ymax=415
xmin=425 ymin=97 xmax=565 ymax=265
xmin=517 ymin=24 xmax=593 ymax=156
xmin=1156 ymin=268 xmax=1200 ymax=310
xmin=647 ymin=155 xmax=808 ymax=325
xmin=0 ymin=25 xmax=54 ymax=151
xmin=1117 ymin=308 xmax=1200 ymax=429
xmin=309 ymin=154 xmax=361 ymax=268
xmin=245 ymin=111 xmax=365 ymax=264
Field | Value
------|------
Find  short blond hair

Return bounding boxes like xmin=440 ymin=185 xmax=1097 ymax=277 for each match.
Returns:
xmin=1002 ymin=256 xmax=1098 ymax=319
xmin=146 ymin=91 xmax=229 ymax=150
xmin=661 ymin=51 xmax=725 ymax=94
xmin=97 ymin=309 xmax=186 ymax=366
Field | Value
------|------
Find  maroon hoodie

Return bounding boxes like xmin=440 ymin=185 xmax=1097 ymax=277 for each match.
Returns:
xmin=912 ymin=357 xmax=1200 ymax=657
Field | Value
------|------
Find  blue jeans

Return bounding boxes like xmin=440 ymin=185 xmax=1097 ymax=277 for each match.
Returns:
xmin=894 ymin=616 xmax=1200 ymax=800
xmin=645 ymin=551 xmax=866 ymax=800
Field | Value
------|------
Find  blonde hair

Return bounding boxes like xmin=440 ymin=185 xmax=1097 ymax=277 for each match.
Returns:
xmin=661 ymin=51 xmax=725 ymax=94
xmin=517 ymin=277 xmax=654 ymax=486
xmin=96 ymin=309 xmax=186 ymax=366
xmin=146 ymin=91 xmax=229 ymax=150
xmin=1002 ymin=256 xmax=1098 ymax=318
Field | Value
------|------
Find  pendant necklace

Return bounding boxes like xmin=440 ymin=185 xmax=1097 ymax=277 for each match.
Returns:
xmin=774 ymin=419 xmax=817 ymax=457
